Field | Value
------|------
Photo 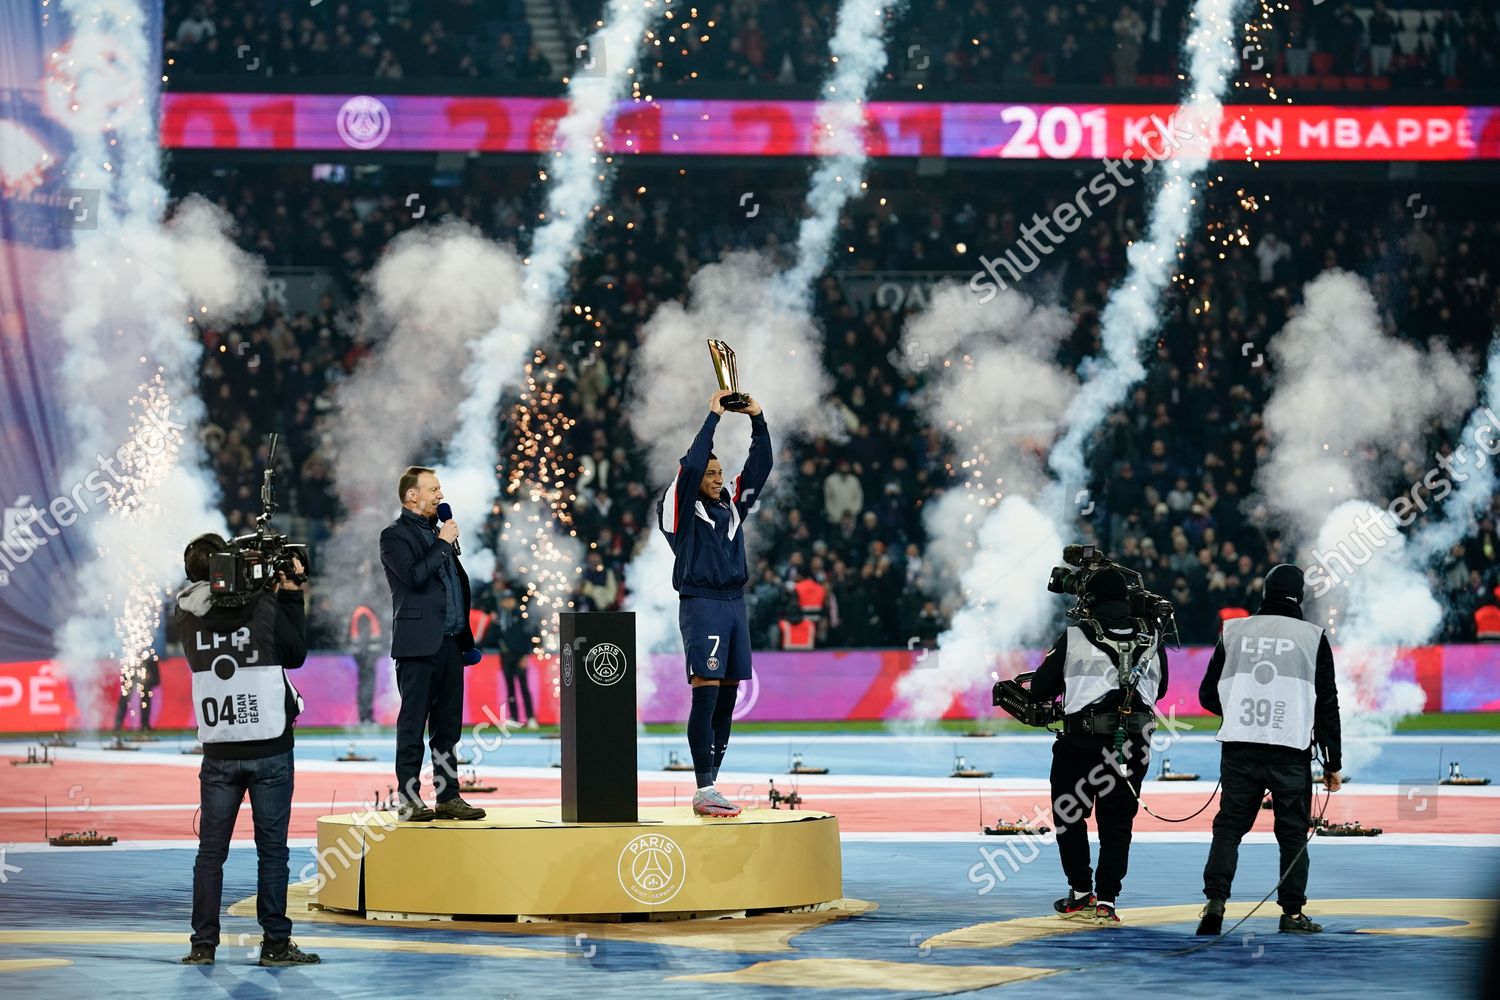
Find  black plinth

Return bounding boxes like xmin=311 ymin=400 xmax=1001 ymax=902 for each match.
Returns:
xmin=557 ymin=612 xmax=638 ymax=823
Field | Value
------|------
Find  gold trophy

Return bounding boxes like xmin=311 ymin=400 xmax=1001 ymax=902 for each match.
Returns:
xmin=706 ymin=339 xmax=750 ymax=411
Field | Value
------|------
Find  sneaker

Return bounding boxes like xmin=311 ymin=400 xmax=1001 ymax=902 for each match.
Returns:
xmin=1196 ymin=898 xmax=1226 ymax=936
xmin=1053 ymin=892 xmax=1096 ymax=919
xmin=692 ymin=788 xmax=742 ymax=817
xmin=1094 ymin=902 xmax=1122 ymax=925
xmin=180 ymin=945 xmax=215 ymax=965
xmin=525 ymin=719 xmax=539 ymax=731
xmin=258 ymin=939 xmax=321 ymax=966
xmin=1279 ymin=912 xmax=1322 ymax=934
xmin=435 ymin=796 xmax=487 ymax=821
xmin=396 ymin=799 xmax=436 ymax=822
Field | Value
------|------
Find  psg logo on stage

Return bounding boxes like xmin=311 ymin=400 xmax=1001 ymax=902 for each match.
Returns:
xmin=584 ymin=642 xmax=627 ymax=687
xmin=335 ymin=96 xmax=392 ymax=150
xmin=617 ymin=833 xmax=686 ymax=905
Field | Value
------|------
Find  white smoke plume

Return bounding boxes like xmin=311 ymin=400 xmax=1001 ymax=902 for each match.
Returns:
xmin=50 ymin=2 xmax=258 ymax=725
xmin=1259 ymin=270 xmax=1472 ymax=773
xmin=894 ymin=284 xmax=1078 ymax=717
xmin=625 ymin=253 xmax=833 ymax=706
xmin=166 ymin=195 xmax=267 ymax=318
xmin=1408 ymin=337 xmax=1500 ymax=561
xmin=1049 ymin=0 xmax=1250 ymax=489
xmin=325 ymin=223 xmax=526 ymax=597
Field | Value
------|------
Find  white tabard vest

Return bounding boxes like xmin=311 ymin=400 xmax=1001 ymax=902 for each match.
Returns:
xmin=184 ymin=596 xmax=303 ymax=744
xmin=1216 ymin=615 xmax=1321 ymax=749
xmin=1061 ymin=624 xmax=1161 ymax=715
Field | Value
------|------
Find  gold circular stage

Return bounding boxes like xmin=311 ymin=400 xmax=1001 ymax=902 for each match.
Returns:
xmin=312 ymin=807 xmax=842 ymax=921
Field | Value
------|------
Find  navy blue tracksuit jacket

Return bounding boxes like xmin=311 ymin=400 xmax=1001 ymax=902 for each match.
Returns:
xmin=656 ymin=410 xmax=772 ymax=597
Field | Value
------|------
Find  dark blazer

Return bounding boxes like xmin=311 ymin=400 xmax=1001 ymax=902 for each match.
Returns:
xmin=379 ymin=511 xmax=474 ymax=660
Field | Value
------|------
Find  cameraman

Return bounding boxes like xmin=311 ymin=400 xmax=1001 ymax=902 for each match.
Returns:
xmin=175 ymin=533 xmax=319 ymax=968
xmin=1029 ymin=567 xmax=1169 ymax=925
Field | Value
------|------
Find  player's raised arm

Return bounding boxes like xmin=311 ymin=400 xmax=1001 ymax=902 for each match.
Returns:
xmin=662 ymin=391 xmax=730 ymax=536
xmin=732 ymin=395 xmax=771 ymax=516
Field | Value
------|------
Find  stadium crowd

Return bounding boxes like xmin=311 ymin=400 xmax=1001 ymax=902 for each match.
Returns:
xmin=180 ymin=158 xmax=1500 ymax=650
xmin=165 ymin=0 xmax=1500 ymax=89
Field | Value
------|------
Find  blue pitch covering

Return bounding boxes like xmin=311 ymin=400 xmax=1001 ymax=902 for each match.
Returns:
xmin=0 ymin=842 xmax=1493 ymax=998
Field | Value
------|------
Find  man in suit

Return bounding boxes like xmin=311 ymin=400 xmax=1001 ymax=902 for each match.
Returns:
xmin=379 ymin=466 xmax=486 ymax=822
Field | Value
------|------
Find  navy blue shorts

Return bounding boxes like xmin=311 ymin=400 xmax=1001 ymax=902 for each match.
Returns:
xmin=679 ymin=595 xmax=752 ymax=683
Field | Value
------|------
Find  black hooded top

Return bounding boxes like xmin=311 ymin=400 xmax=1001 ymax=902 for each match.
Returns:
xmin=1199 ymin=595 xmax=1343 ymax=772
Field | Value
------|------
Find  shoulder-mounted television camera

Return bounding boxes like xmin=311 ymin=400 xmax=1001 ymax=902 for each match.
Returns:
xmin=207 ymin=434 xmax=309 ymax=607
xmin=992 ymin=671 xmax=1062 ymax=728
xmin=1048 ymin=544 xmax=1178 ymax=646
xmin=991 ymin=544 xmax=1178 ymax=728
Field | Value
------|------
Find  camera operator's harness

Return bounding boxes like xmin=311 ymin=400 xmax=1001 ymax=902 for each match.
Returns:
xmin=1067 ymin=615 xmax=1160 ymax=769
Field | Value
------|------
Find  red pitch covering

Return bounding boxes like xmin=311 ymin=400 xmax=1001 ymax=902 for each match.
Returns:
xmin=3 ymin=757 xmax=1496 ymax=844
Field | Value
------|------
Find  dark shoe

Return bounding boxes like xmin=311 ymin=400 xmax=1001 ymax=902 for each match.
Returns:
xmin=1053 ymin=892 xmax=1095 ymax=919
xmin=259 ymin=939 xmax=321 ymax=966
xmin=180 ymin=945 xmax=215 ymax=965
xmin=1280 ymin=912 xmax=1322 ymax=934
xmin=396 ymin=799 xmax=436 ymax=822
xmin=1093 ymin=902 xmax=1122 ymax=925
xmin=1196 ymin=898 xmax=1226 ymax=936
xmin=435 ymin=796 xmax=486 ymax=821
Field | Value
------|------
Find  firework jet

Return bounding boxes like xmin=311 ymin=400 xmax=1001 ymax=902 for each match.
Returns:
xmin=50 ymin=2 xmax=261 ymax=724
xmin=777 ymin=0 xmax=893 ymax=300
xmin=624 ymin=0 xmax=894 ymax=708
xmin=623 ymin=0 xmax=892 ymax=705
xmin=441 ymin=0 xmax=666 ymax=580
xmin=1049 ymin=0 xmax=1252 ymax=491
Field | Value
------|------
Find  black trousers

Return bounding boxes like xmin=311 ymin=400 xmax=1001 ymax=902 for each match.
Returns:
xmin=395 ymin=635 xmax=464 ymax=805
xmin=354 ymin=651 xmax=378 ymax=724
xmin=501 ymin=650 xmax=535 ymax=723
xmin=1203 ymin=751 xmax=1313 ymax=912
xmin=113 ymin=680 xmax=154 ymax=731
xmin=1050 ymin=736 xmax=1148 ymax=902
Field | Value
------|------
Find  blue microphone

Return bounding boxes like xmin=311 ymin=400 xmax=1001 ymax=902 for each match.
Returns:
xmin=436 ymin=502 xmax=460 ymax=555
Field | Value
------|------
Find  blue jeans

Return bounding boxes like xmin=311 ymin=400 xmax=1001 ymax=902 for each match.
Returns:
xmin=191 ymin=749 xmax=294 ymax=947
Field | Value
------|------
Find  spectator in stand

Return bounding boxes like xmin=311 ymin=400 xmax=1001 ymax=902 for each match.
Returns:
xmin=1111 ymin=4 xmax=1146 ymax=86
xmin=1367 ymin=1 xmax=1397 ymax=77
xmin=823 ymin=458 xmax=864 ymax=527
xmin=580 ymin=550 xmax=621 ymax=611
